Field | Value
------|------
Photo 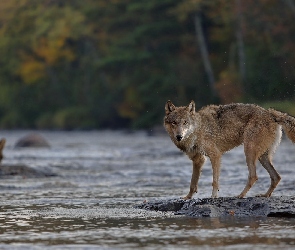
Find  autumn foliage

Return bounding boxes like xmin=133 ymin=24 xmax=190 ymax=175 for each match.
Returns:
xmin=0 ymin=0 xmax=295 ymax=129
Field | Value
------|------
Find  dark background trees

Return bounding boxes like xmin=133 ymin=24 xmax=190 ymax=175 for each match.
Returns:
xmin=0 ymin=0 xmax=295 ymax=129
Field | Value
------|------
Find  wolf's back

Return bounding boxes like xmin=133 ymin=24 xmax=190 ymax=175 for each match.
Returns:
xmin=269 ymin=108 xmax=295 ymax=143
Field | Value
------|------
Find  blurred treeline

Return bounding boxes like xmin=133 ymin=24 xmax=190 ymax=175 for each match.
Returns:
xmin=0 ymin=0 xmax=295 ymax=129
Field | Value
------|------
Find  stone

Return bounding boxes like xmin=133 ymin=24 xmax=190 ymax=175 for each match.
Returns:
xmin=15 ymin=133 xmax=50 ymax=148
xmin=0 ymin=164 xmax=57 ymax=178
xmin=136 ymin=196 xmax=295 ymax=218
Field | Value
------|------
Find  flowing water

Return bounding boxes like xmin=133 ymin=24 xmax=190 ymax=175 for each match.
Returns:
xmin=0 ymin=130 xmax=295 ymax=249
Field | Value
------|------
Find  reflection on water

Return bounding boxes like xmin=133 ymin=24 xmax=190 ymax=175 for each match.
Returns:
xmin=1 ymin=204 xmax=295 ymax=249
xmin=0 ymin=130 xmax=295 ymax=249
xmin=0 ymin=207 xmax=295 ymax=249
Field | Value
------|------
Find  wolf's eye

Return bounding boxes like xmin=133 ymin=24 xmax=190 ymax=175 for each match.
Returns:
xmin=183 ymin=121 xmax=188 ymax=125
xmin=172 ymin=121 xmax=177 ymax=126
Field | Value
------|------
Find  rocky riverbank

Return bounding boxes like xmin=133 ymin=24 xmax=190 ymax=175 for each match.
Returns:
xmin=0 ymin=164 xmax=57 ymax=178
xmin=136 ymin=196 xmax=295 ymax=218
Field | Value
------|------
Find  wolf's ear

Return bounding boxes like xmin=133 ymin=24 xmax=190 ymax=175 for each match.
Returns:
xmin=165 ymin=100 xmax=175 ymax=114
xmin=188 ymin=100 xmax=195 ymax=114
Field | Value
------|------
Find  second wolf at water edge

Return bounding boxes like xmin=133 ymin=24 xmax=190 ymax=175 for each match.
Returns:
xmin=164 ymin=100 xmax=295 ymax=199
xmin=0 ymin=138 xmax=5 ymax=162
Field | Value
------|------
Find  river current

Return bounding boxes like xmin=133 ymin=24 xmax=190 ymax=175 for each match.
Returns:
xmin=0 ymin=130 xmax=295 ymax=249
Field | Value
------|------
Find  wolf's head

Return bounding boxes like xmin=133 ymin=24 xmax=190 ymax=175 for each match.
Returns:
xmin=164 ymin=100 xmax=197 ymax=143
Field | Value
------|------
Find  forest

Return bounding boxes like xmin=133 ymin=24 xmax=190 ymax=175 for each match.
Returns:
xmin=0 ymin=0 xmax=295 ymax=129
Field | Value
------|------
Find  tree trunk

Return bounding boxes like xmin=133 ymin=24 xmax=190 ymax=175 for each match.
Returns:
xmin=235 ymin=0 xmax=246 ymax=83
xmin=194 ymin=12 xmax=216 ymax=97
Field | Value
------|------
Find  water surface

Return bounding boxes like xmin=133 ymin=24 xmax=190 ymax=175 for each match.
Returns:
xmin=0 ymin=130 xmax=295 ymax=249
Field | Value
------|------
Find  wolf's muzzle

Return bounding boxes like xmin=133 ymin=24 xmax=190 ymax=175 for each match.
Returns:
xmin=176 ymin=135 xmax=183 ymax=141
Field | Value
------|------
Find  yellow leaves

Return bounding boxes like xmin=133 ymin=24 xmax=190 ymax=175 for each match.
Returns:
xmin=35 ymin=37 xmax=75 ymax=65
xmin=17 ymin=5 xmax=90 ymax=85
xmin=19 ymin=57 xmax=46 ymax=84
xmin=19 ymin=36 xmax=75 ymax=84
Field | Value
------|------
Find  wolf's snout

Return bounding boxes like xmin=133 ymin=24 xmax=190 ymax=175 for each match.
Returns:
xmin=176 ymin=135 xmax=183 ymax=141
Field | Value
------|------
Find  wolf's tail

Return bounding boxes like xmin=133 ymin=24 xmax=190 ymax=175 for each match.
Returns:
xmin=269 ymin=108 xmax=295 ymax=143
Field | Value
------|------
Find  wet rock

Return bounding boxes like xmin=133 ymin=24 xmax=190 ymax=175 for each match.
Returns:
xmin=15 ymin=133 xmax=50 ymax=148
xmin=136 ymin=196 xmax=295 ymax=218
xmin=0 ymin=164 xmax=57 ymax=178
xmin=139 ymin=199 xmax=186 ymax=212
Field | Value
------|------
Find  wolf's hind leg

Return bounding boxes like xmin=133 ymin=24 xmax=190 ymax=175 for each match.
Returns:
xmin=182 ymin=154 xmax=205 ymax=200
xmin=209 ymin=153 xmax=222 ymax=198
xmin=257 ymin=152 xmax=281 ymax=197
xmin=237 ymin=144 xmax=258 ymax=198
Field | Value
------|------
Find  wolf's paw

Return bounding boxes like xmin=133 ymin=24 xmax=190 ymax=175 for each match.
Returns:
xmin=180 ymin=196 xmax=191 ymax=200
xmin=255 ymin=193 xmax=270 ymax=198
xmin=211 ymin=190 xmax=218 ymax=198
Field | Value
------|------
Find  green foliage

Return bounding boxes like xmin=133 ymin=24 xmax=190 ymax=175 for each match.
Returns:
xmin=0 ymin=111 xmax=24 ymax=129
xmin=52 ymin=107 xmax=96 ymax=130
xmin=261 ymin=101 xmax=295 ymax=117
xmin=0 ymin=0 xmax=295 ymax=129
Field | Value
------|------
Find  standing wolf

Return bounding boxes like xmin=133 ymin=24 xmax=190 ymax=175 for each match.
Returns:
xmin=164 ymin=100 xmax=295 ymax=199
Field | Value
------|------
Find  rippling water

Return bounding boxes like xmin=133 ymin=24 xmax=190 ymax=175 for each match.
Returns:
xmin=0 ymin=130 xmax=295 ymax=249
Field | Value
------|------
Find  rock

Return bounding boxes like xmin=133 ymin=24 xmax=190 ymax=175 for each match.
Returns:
xmin=0 ymin=164 xmax=57 ymax=178
xmin=138 ymin=199 xmax=186 ymax=212
xmin=15 ymin=133 xmax=50 ymax=148
xmin=136 ymin=196 xmax=295 ymax=218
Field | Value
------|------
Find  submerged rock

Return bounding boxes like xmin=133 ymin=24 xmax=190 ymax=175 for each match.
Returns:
xmin=15 ymin=133 xmax=50 ymax=148
xmin=136 ymin=196 xmax=295 ymax=218
xmin=0 ymin=164 xmax=57 ymax=178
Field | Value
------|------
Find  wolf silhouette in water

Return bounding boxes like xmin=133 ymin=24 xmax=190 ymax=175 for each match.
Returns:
xmin=164 ymin=100 xmax=295 ymax=199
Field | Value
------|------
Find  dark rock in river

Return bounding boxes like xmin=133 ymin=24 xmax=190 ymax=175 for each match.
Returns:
xmin=15 ymin=133 xmax=50 ymax=148
xmin=136 ymin=196 xmax=295 ymax=218
xmin=0 ymin=164 xmax=57 ymax=178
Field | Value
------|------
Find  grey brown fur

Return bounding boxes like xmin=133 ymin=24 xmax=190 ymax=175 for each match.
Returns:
xmin=0 ymin=138 xmax=5 ymax=163
xmin=164 ymin=100 xmax=295 ymax=199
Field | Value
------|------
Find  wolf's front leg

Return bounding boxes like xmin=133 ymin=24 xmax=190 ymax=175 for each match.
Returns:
xmin=182 ymin=154 xmax=205 ymax=200
xmin=209 ymin=152 xmax=222 ymax=198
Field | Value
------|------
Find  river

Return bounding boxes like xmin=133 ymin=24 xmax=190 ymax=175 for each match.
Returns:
xmin=0 ymin=130 xmax=295 ymax=249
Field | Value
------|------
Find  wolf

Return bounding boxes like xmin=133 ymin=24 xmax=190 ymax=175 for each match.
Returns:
xmin=164 ymin=100 xmax=295 ymax=199
xmin=0 ymin=138 xmax=5 ymax=163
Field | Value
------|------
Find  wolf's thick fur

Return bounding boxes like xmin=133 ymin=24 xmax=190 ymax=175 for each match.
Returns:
xmin=164 ymin=100 xmax=295 ymax=199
